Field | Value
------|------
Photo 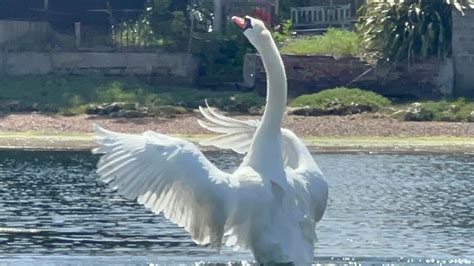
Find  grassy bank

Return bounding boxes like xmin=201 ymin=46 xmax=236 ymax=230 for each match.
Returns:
xmin=290 ymin=87 xmax=473 ymax=122
xmin=280 ymin=29 xmax=360 ymax=56
xmin=404 ymin=99 xmax=474 ymax=122
xmin=0 ymin=75 xmax=264 ymax=114
xmin=0 ymin=75 xmax=472 ymax=121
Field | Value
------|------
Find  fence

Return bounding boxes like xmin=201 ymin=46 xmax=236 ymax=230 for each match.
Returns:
xmin=0 ymin=20 xmax=49 ymax=45
xmin=290 ymin=4 xmax=351 ymax=31
xmin=111 ymin=21 xmax=154 ymax=48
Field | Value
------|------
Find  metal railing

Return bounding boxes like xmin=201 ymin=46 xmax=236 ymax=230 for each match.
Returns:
xmin=290 ymin=4 xmax=351 ymax=30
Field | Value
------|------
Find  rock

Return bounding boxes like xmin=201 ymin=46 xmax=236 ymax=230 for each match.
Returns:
xmin=148 ymin=105 xmax=189 ymax=117
xmin=0 ymin=100 xmax=21 ymax=111
xmin=287 ymin=103 xmax=374 ymax=116
xmin=110 ymin=109 xmax=147 ymax=118
xmin=238 ymin=104 xmax=252 ymax=113
xmin=85 ymin=104 xmax=100 ymax=115
xmin=0 ymin=101 xmax=57 ymax=113
xmin=158 ymin=105 xmax=188 ymax=115
xmin=61 ymin=111 xmax=77 ymax=117
xmin=344 ymin=103 xmax=373 ymax=115
xmin=287 ymin=106 xmax=328 ymax=116
xmin=248 ymin=106 xmax=263 ymax=115
xmin=449 ymin=104 xmax=460 ymax=113
xmin=102 ymin=102 xmax=122 ymax=115
xmin=469 ymin=111 xmax=474 ymax=122
xmin=86 ymin=102 xmax=137 ymax=116
xmin=404 ymin=108 xmax=434 ymax=121
xmin=223 ymin=104 xmax=249 ymax=113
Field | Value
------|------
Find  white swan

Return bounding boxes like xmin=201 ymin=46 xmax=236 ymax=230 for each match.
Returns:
xmin=92 ymin=16 xmax=328 ymax=265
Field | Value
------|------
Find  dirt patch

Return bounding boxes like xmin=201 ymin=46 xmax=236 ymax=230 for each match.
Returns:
xmin=0 ymin=112 xmax=473 ymax=137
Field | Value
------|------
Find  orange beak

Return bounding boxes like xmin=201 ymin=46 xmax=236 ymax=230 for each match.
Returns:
xmin=231 ymin=16 xmax=245 ymax=29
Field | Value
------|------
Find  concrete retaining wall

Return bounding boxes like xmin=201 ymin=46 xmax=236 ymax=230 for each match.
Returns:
xmin=0 ymin=20 xmax=49 ymax=45
xmin=0 ymin=52 xmax=199 ymax=85
xmin=452 ymin=8 xmax=474 ymax=97
xmin=244 ymin=53 xmax=453 ymax=98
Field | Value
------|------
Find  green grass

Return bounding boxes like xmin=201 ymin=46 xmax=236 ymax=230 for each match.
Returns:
xmin=0 ymin=75 xmax=264 ymax=114
xmin=280 ymin=29 xmax=360 ymax=56
xmin=290 ymin=87 xmax=391 ymax=110
xmin=410 ymin=99 xmax=474 ymax=122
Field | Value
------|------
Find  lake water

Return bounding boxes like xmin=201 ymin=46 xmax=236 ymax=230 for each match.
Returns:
xmin=0 ymin=150 xmax=472 ymax=265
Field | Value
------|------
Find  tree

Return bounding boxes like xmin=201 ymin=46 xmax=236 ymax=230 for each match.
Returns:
xmin=357 ymin=0 xmax=468 ymax=62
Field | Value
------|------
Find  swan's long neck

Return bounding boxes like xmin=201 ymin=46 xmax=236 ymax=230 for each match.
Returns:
xmin=258 ymin=38 xmax=287 ymax=131
xmin=242 ymin=33 xmax=288 ymax=189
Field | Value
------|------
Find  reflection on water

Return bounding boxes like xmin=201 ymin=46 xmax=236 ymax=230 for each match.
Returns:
xmin=0 ymin=150 xmax=472 ymax=265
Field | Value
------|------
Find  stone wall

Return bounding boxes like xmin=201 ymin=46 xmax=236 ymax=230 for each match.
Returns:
xmin=244 ymin=53 xmax=453 ymax=98
xmin=0 ymin=20 xmax=49 ymax=45
xmin=0 ymin=52 xmax=199 ymax=86
xmin=452 ymin=8 xmax=474 ymax=97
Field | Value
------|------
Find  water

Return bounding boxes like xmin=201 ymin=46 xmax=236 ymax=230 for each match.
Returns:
xmin=0 ymin=150 xmax=472 ymax=265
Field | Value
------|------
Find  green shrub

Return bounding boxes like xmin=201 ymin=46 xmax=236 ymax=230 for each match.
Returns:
xmin=409 ymin=99 xmax=474 ymax=122
xmin=280 ymin=29 xmax=360 ymax=56
xmin=271 ymin=20 xmax=292 ymax=46
xmin=290 ymin=87 xmax=391 ymax=110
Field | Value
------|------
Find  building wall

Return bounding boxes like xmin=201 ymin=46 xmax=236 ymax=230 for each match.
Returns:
xmin=0 ymin=52 xmax=199 ymax=86
xmin=452 ymin=8 xmax=474 ymax=97
xmin=0 ymin=20 xmax=49 ymax=45
xmin=244 ymin=53 xmax=453 ymax=98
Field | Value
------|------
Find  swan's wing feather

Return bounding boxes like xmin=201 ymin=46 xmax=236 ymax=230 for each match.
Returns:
xmin=92 ymin=124 xmax=235 ymax=249
xmin=197 ymin=104 xmax=300 ymax=167
xmin=197 ymin=102 xmax=260 ymax=154
xmin=199 ymin=132 xmax=254 ymax=154
xmin=283 ymin=130 xmax=328 ymax=222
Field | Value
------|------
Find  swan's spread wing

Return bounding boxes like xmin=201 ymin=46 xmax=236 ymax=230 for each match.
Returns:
xmin=284 ymin=130 xmax=328 ymax=223
xmin=92 ymin=124 xmax=235 ymax=250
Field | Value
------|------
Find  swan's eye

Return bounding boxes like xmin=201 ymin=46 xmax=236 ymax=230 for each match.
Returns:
xmin=243 ymin=18 xmax=253 ymax=31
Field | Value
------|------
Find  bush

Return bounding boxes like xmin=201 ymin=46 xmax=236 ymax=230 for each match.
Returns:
xmin=405 ymin=99 xmax=474 ymax=122
xmin=279 ymin=29 xmax=360 ymax=56
xmin=271 ymin=20 xmax=292 ymax=46
xmin=290 ymin=87 xmax=391 ymax=111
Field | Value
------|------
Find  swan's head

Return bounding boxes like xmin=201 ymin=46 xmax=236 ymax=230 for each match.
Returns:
xmin=231 ymin=16 xmax=272 ymax=50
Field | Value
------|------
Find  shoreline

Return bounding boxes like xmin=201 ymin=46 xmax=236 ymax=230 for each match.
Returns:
xmin=0 ymin=113 xmax=472 ymax=153
xmin=0 ymin=132 xmax=472 ymax=153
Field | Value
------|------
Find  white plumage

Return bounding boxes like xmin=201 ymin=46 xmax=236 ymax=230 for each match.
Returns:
xmin=93 ymin=16 xmax=328 ymax=265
